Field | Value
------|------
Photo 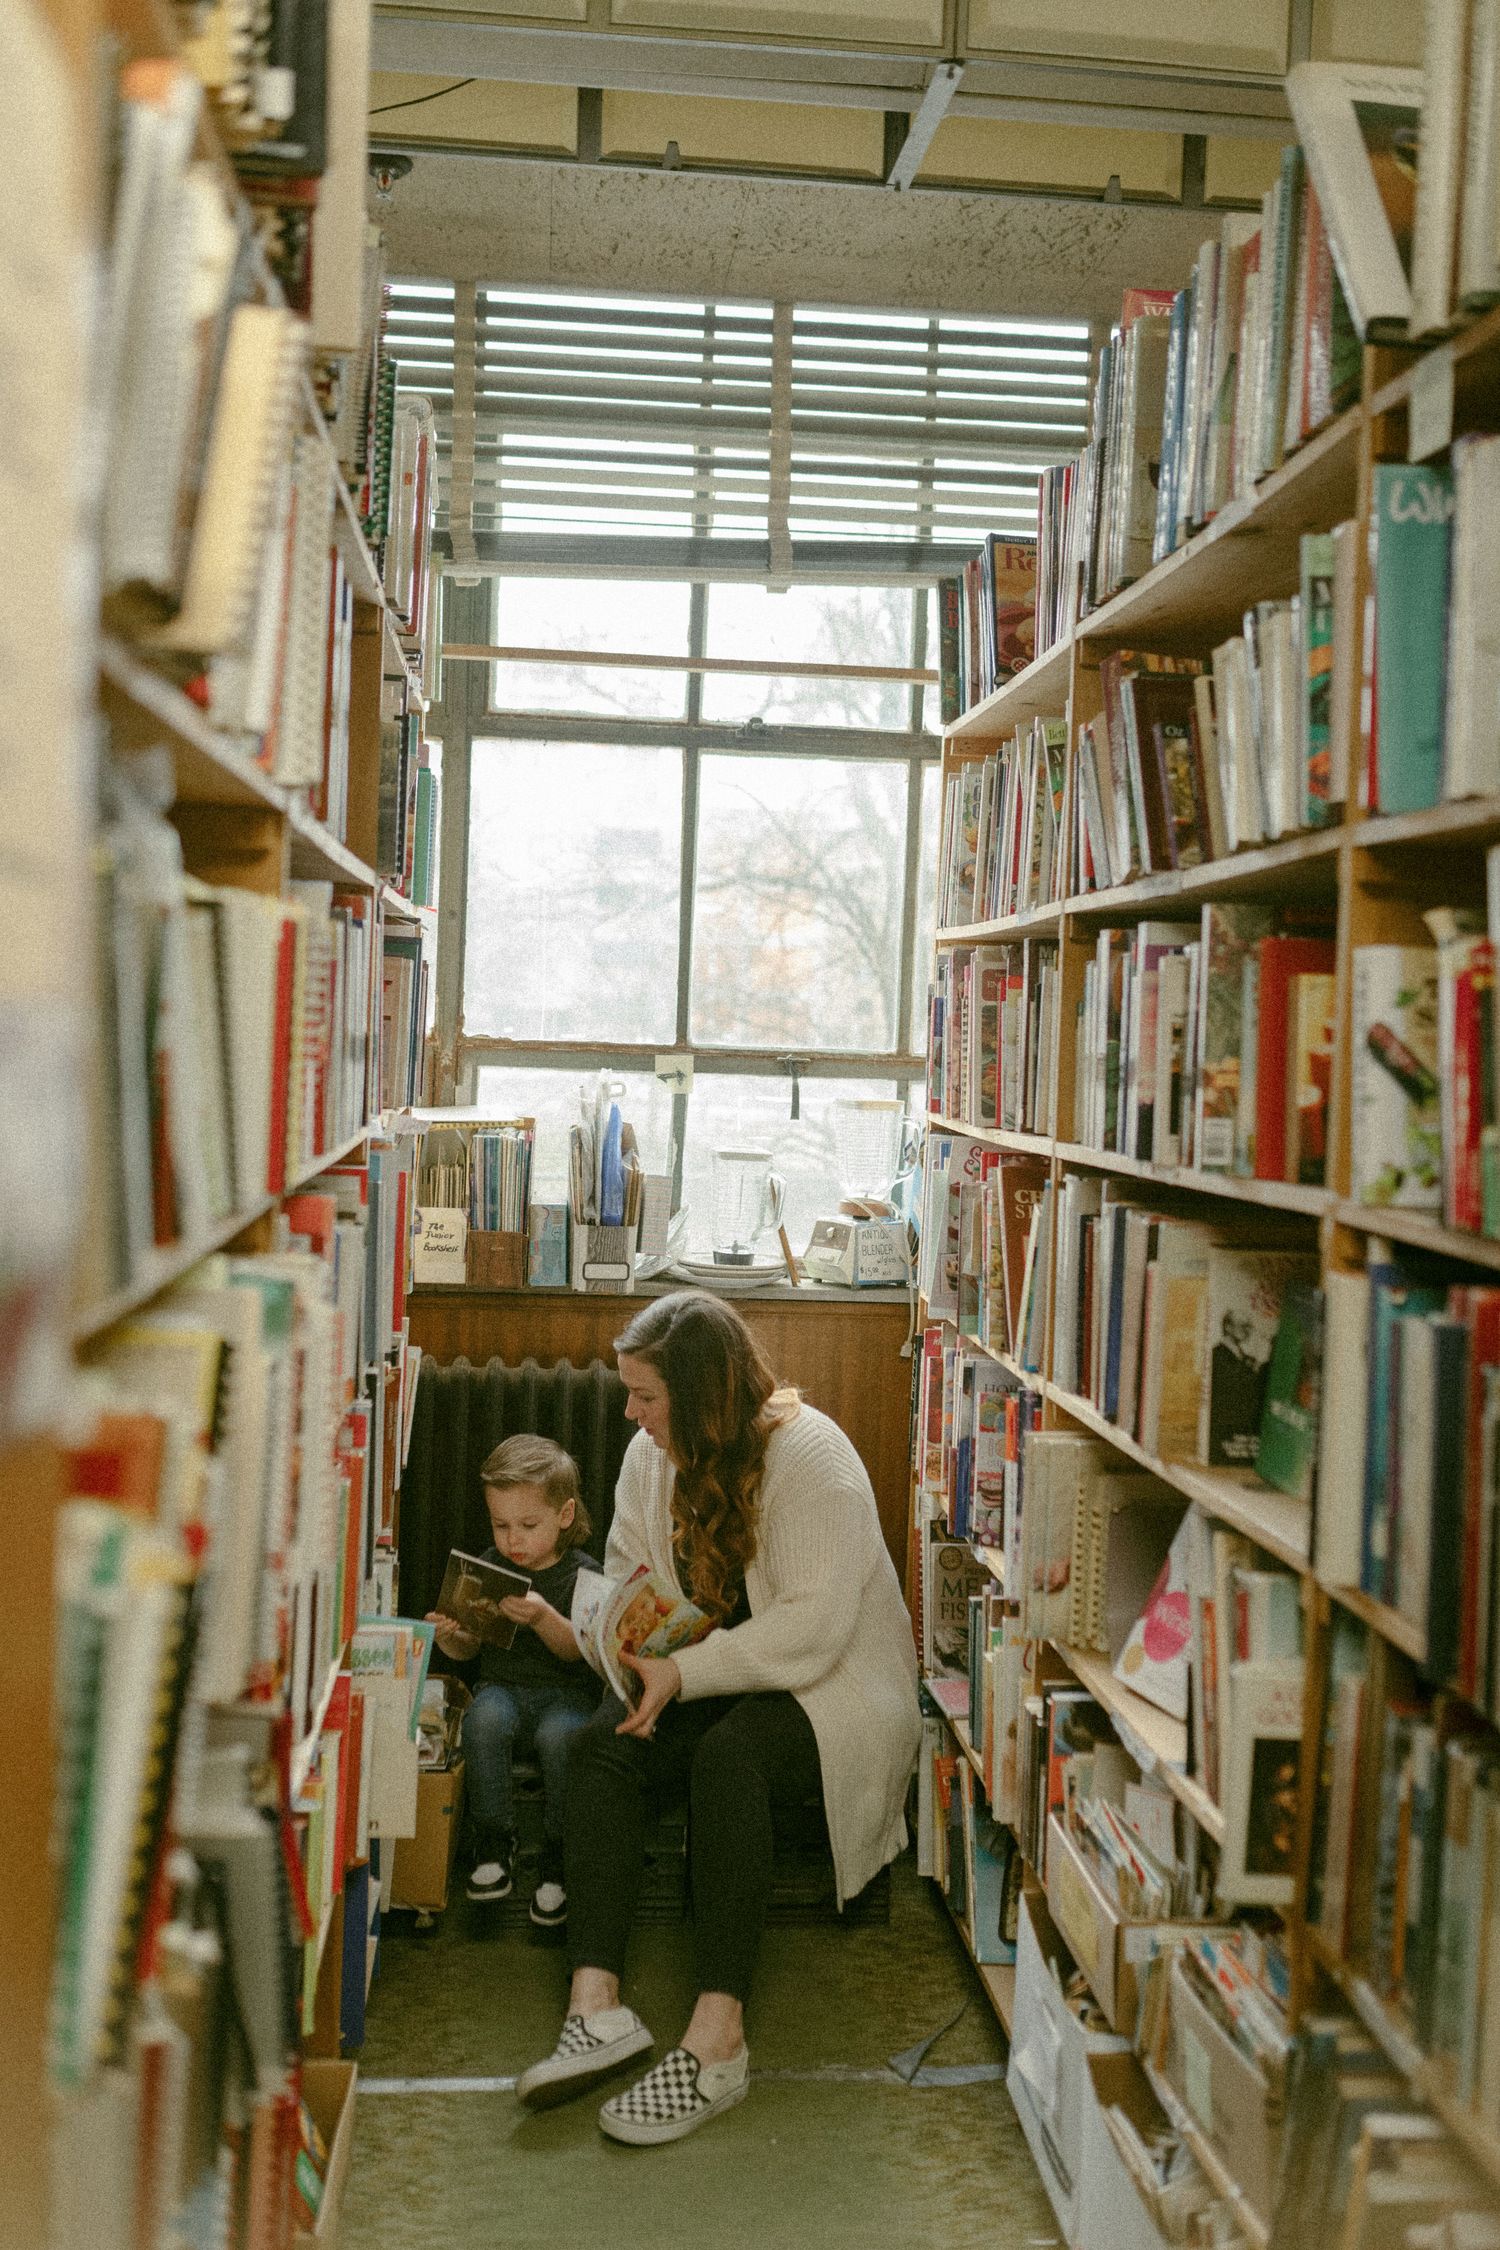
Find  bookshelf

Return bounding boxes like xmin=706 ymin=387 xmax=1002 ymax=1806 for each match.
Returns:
xmin=20 ymin=0 xmax=442 ymax=2239
xmin=918 ymin=296 xmax=1500 ymax=2224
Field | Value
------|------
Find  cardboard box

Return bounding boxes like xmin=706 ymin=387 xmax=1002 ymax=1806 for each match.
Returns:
xmin=294 ymin=2060 xmax=357 ymax=2247
xmin=1078 ymin=2053 xmax=1185 ymax=2250
xmin=1006 ymin=1883 xmax=1131 ymax=2244
xmin=1044 ymin=1814 xmax=1218 ymax=2037
xmin=1164 ymin=1952 xmax=1282 ymax=2228
xmin=389 ymin=1758 xmax=465 ymax=1913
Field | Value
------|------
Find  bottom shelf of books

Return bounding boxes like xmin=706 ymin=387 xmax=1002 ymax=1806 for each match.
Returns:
xmin=910 ymin=1292 xmax=1500 ymax=2249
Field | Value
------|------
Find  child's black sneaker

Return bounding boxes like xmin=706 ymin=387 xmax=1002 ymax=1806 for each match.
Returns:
xmin=466 ymin=1843 xmax=514 ymax=1904
xmin=529 ymin=1879 xmax=567 ymax=1931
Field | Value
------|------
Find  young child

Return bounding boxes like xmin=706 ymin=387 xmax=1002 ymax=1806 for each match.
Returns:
xmin=427 ymin=1435 xmax=599 ymax=1929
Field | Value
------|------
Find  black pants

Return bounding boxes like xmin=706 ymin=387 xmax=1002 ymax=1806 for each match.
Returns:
xmin=565 ymin=1689 xmax=823 ymax=2005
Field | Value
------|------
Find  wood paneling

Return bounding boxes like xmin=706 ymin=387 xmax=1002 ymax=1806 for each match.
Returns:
xmin=407 ymin=1289 xmax=915 ymax=1572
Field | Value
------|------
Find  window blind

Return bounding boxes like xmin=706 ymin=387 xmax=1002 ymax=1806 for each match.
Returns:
xmin=381 ymin=281 xmax=1091 ymax=580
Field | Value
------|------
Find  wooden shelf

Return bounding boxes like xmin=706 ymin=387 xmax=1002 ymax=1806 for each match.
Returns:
xmin=1049 ymin=1640 xmax=1225 ymax=1843
xmin=971 ymin=1543 xmax=1006 ymax=1586
xmin=1068 ymin=823 xmax=1344 ymax=923
xmin=1368 ymin=304 xmax=1500 ymax=422
xmin=1322 ymin=1580 xmax=1426 ymax=1664
xmin=291 ymin=1643 xmax=352 ymax=1797
xmin=73 ymin=1125 xmax=372 ymax=1342
xmin=100 ymin=639 xmax=285 ymax=811
xmin=929 ymin=1308 xmax=1033 ymax=1385
xmin=936 ymin=896 xmax=1065 ymax=945
xmin=1045 ymin=1382 xmax=1312 ymax=1569
xmin=928 ymin=1116 xmax=1051 ymax=1157
xmin=1352 ymin=793 xmax=1500 ymax=855
xmin=287 ymin=804 xmax=378 ymax=889
xmin=380 ymin=881 xmax=438 ymax=926
xmin=1052 ymin=1141 xmax=1331 ymax=1219
xmin=1081 ymin=406 xmax=1362 ymax=659
xmin=946 ymin=636 xmax=1073 ymax=744
xmin=1334 ymin=1199 xmax=1500 ymax=1271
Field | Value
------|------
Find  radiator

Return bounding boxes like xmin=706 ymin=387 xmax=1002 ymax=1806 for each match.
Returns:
xmin=399 ymin=1354 xmax=630 ymax=1620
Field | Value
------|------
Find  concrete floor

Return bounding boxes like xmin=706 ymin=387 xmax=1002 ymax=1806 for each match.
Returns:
xmin=344 ymin=1856 xmax=1060 ymax=2250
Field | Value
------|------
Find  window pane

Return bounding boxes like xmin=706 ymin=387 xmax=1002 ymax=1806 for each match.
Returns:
xmin=466 ymin=739 xmax=682 ymax=1042
xmin=700 ymin=584 xmax=913 ymax=729
xmin=909 ymin=760 xmax=942 ymax=1052
xmin=691 ymin=755 xmax=906 ymax=1051
xmin=491 ymin=576 xmax=691 ymax=719
xmin=472 ymin=1066 xmax=677 ymax=1204
xmin=680 ymin=1073 xmax=901 ymax=1259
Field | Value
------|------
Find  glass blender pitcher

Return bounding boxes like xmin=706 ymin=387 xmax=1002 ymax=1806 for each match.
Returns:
xmin=710 ymin=1147 xmax=786 ymax=1265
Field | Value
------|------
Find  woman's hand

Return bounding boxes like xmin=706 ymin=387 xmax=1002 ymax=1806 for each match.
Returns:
xmin=425 ymin=1610 xmax=480 ymax=1660
xmin=498 ymin=1591 xmax=548 ymax=1629
xmin=615 ymin=1652 xmax=682 ymax=1738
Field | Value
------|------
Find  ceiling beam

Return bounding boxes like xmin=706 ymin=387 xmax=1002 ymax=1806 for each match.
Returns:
xmin=370 ymin=11 xmax=1293 ymax=134
xmin=887 ymin=62 xmax=964 ymax=190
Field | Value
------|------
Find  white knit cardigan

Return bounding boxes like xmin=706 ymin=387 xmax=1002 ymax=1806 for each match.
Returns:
xmin=603 ymin=1404 xmax=923 ymax=1904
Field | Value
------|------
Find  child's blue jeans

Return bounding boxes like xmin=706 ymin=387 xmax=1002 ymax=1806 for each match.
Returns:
xmin=462 ymin=1680 xmax=598 ymax=1870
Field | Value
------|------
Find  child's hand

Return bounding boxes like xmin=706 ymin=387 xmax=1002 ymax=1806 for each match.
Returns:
xmin=425 ymin=1610 xmax=480 ymax=1659
xmin=498 ymin=1591 xmax=549 ymax=1629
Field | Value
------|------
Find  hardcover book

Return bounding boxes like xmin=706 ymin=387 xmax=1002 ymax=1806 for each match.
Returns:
xmin=1350 ymin=944 xmax=1442 ymax=1209
xmin=433 ymin=1549 xmax=531 ymax=1649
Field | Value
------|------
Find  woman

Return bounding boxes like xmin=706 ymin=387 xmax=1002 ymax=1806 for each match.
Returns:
xmin=516 ymin=1289 xmax=921 ymax=2146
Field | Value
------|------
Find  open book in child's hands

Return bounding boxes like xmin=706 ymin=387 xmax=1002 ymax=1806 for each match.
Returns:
xmin=571 ymin=1564 xmax=716 ymax=1705
xmin=435 ymin=1549 xmax=532 ymax=1648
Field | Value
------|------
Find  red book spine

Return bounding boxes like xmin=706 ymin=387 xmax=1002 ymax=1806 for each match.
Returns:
xmin=1255 ymin=936 xmax=1335 ymax=1181
xmin=1455 ymin=1288 xmax=1500 ymax=1698
xmin=1453 ymin=957 xmax=1488 ymax=1232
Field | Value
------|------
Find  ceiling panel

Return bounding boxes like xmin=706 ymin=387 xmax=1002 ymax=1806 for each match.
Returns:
xmin=1203 ymin=135 xmax=1292 ymax=204
xmin=608 ymin=0 xmax=945 ymax=45
xmin=919 ymin=118 xmax=1183 ymax=198
xmin=601 ymin=89 xmax=884 ymax=172
xmin=966 ymin=0 xmax=1289 ymax=77
xmin=369 ymin=75 xmax=578 ymax=146
xmin=1309 ymin=0 xmax=1423 ymax=64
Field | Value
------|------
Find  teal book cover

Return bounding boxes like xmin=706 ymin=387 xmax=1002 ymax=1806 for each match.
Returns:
xmin=1373 ymin=463 xmax=1455 ymax=815
xmin=1299 ymin=532 xmax=1336 ymax=825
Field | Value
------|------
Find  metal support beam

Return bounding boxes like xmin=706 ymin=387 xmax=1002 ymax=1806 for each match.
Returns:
xmin=887 ymin=61 xmax=963 ymax=190
xmin=473 ymin=709 xmax=940 ymax=762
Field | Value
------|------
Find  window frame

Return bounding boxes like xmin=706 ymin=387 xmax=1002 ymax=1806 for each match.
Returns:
xmin=434 ymin=575 xmax=940 ymax=1209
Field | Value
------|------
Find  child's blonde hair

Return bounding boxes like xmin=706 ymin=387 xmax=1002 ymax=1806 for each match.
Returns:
xmin=479 ymin=1433 xmax=592 ymax=1549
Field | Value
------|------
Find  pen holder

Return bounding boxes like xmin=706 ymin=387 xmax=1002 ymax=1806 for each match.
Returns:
xmin=571 ymin=1223 xmax=635 ymax=1294
xmin=466 ymin=1230 xmax=527 ymax=1289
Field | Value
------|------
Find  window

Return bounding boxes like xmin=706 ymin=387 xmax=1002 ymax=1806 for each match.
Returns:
xmin=450 ymin=569 xmax=938 ymax=1246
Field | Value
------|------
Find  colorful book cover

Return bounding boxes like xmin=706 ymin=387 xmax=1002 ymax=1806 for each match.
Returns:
xmin=1284 ymin=969 xmax=1336 ymax=1186
xmin=1195 ymin=902 xmax=1276 ymax=1171
xmin=1113 ymin=1508 xmax=1193 ymax=1720
xmin=1220 ymin=1659 xmax=1305 ymax=1907
xmin=1372 ymin=462 xmax=1455 ymax=815
xmin=1300 ymin=530 xmax=1338 ymax=823
xmin=1257 ymin=1284 xmax=1325 ymax=1503
xmin=1254 ymin=933 xmax=1336 ymax=1182
xmin=1198 ymin=1248 xmax=1318 ymax=1469
xmin=1350 ymin=944 xmax=1441 ymax=1209
xmin=986 ymin=536 xmax=1037 ymax=682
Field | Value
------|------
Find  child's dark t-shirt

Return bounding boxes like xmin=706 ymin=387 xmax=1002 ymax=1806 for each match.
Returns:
xmin=477 ymin=1546 xmax=600 ymax=1692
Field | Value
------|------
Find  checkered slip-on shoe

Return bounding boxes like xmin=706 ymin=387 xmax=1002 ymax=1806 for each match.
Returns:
xmin=515 ymin=2008 xmax=654 ymax=2111
xmin=597 ymin=2045 xmax=750 ymax=2146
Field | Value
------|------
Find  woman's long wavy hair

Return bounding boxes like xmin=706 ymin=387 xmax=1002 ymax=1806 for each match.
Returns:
xmin=613 ymin=1290 xmax=795 ymax=1623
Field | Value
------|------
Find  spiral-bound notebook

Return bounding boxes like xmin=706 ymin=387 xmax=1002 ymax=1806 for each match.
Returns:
xmin=151 ymin=301 xmax=307 ymax=656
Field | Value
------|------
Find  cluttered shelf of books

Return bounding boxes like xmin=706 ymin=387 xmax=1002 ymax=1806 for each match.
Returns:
xmin=41 ymin=0 xmax=460 ymax=2244
xmin=914 ymin=42 xmax=1500 ymax=2247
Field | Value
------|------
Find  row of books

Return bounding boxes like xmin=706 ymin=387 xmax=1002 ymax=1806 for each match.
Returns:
xmin=1051 ymin=1183 xmax=1318 ymax=1481
xmin=917 ymin=1134 xmax=1048 ymax=1354
xmin=1071 ymin=911 xmax=1336 ymax=1187
xmin=378 ymin=697 xmax=439 ymax=902
xmin=381 ymin=919 xmax=431 ymax=1112
xmin=52 ymin=1141 xmax=422 ymax=2240
xmin=935 ymin=719 xmax=1066 ymax=930
xmin=1319 ymin=1257 xmax=1500 ymax=1716
xmin=936 ymin=539 xmax=1037 ymax=719
xmin=1313 ymin=1617 xmax=1500 ymax=2125
xmin=926 ymin=942 xmax=1059 ymax=1139
xmin=94 ymin=759 xmax=377 ymax=1296
xmin=418 ymin=1120 xmax=536 ymax=1233
xmin=1031 ymin=166 xmax=1357 ymax=657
